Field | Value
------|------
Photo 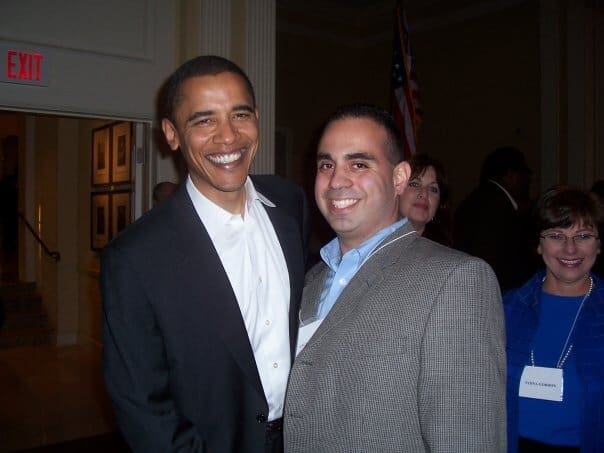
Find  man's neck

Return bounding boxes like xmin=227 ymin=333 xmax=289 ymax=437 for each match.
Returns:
xmin=191 ymin=178 xmax=247 ymax=215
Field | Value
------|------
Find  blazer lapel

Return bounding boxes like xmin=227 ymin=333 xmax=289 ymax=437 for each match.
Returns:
xmin=301 ymin=223 xmax=417 ymax=352
xmin=168 ymin=188 xmax=265 ymax=399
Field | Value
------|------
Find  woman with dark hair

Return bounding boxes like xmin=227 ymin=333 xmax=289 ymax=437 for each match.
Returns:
xmin=504 ymin=185 xmax=604 ymax=452
xmin=399 ymin=153 xmax=451 ymax=245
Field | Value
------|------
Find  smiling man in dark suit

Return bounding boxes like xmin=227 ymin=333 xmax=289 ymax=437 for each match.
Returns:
xmin=101 ymin=55 xmax=308 ymax=452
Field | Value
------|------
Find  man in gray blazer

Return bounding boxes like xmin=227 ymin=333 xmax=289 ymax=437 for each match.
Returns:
xmin=284 ymin=104 xmax=506 ymax=452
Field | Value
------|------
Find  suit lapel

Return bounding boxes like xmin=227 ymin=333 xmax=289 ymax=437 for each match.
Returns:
xmin=168 ymin=188 xmax=265 ymax=399
xmin=301 ymin=223 xmax=417 ymax=352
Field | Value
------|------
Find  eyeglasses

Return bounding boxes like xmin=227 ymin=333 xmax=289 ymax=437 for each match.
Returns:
xmin=540 ymin=232 xmax=600 ymax=246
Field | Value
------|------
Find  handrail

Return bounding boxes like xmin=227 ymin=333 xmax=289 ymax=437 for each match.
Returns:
xmin=17 ymin=212 xmax=60 ymax=262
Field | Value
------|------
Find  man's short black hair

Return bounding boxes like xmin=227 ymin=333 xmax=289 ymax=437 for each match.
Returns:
xmin=321 ymin=103 xmax=404 ymax=164
xmin=161 ymin=55 xmax=256 ymax=123
xmin=480 ymin=146 xmax=530 ymax=183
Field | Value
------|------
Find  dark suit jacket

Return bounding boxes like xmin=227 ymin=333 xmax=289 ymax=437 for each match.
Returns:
xmin=454 ymin=181 xmax=537 ymax=291
xmin=101 ymin=175 xmax=308 ymax=452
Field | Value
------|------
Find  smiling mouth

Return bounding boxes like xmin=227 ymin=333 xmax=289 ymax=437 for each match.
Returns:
xmin=206 ymin=148 xmax=246 ymax=165
xmin=558 ymin=258 xmax=582 ymax=266
xmin=331 ymin=198 xmax=358 ymax=209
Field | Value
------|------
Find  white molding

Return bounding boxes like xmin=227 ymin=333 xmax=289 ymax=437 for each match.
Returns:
xmin=200 ymin=0 xmax=231 ymax=57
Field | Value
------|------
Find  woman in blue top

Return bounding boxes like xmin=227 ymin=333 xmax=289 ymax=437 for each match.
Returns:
xmin=504 ymin=185 xmax=604 ymax=452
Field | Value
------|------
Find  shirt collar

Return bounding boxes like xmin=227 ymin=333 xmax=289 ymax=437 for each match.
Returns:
xmin=244 ymin=177 xmax=276 ymax=208
xmin=320 ymin=217 xmax=408 ymax=272
xmin=186 ymin=175 xmax=275 ymax=228
xmin=488 ymin=179 xmax=518 ymax=210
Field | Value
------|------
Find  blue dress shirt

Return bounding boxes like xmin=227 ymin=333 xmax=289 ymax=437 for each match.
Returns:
xmin=316 ymin=218 xmax=408 ymax=320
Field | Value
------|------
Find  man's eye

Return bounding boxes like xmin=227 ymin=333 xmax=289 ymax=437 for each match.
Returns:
xmin=352 ymin=162 xmax=368 ymax=169
xmin=234 ymin=112 xmax=251 ymax=120
xmin=193 ymin=118 xmax=213 ymax=126
xmin=318 ymin=162 xmax=333 ymax=170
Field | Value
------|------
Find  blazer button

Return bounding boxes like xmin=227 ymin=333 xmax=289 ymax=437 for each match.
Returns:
xmin=256 ymin=413 xmax=267 ymax=423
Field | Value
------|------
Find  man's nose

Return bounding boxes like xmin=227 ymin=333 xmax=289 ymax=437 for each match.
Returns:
xmin=214 ymin=120 xmax=237 ymax=144
xmin=329 ymin=166 xmax=351 ymax=189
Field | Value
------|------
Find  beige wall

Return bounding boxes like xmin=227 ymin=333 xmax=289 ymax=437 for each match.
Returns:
xmin=78 ymin=119 xmax=112 ymax=346
xmin=33 ymin=117 xmax=59 ymax=333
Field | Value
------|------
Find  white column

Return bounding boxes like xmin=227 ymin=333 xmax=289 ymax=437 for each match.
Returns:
xmin=246 ymin=0 xmax=276 ymax=174
xmin=200 ymin=0 xmax=232 ymax=57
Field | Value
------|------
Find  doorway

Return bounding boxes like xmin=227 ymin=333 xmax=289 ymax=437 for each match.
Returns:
xmin=0 ymin=109 xmax=144 ymax=450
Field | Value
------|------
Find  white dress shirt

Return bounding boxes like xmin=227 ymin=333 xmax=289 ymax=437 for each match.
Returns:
xmin=186 ymin=176 xmax=291 ymax=420
xmin=489 ymin=179 xmax=518 ymax=210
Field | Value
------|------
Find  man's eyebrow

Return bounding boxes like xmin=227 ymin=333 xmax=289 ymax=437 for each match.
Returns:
xmin=345 ymin=152 xmax=375 ymax=161
xmin=232 ymin=104 xmax=255 ymax=113
xmin=185 ymin=104 xmax=254 ymax=124
xmin=186 ymin=110 xmax=213 ymax=123
xmin=316 ymin=151 xmax=376 ymax=162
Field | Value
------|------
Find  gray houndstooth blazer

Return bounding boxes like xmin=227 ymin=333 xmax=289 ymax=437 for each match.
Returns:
xmin=284 ymin=222 xmax=506 ymax=452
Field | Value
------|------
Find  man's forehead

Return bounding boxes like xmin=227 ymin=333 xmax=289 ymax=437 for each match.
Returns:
xmin=318 ymin=121 xmax=388 ymax=158
xmin=180 ymin=72 xmax=253 ymax=99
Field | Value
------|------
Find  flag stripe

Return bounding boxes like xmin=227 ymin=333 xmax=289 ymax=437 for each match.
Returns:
xmin=390 ymin=3 xmax=421 ymax=158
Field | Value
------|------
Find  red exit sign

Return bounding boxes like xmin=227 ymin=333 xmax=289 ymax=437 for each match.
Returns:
xmin=1 ymin=45 xmax=50 ymax=86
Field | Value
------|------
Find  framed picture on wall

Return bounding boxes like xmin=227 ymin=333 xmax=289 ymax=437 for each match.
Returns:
xmin=111 ymin=191 xmax=131 ymax=238
xmin=111 ymin=121 xmax=132 ymax=183
xmin=91 ymin=192 xmax=110 ymax=250
xmin=91 ymin=126 xmax=110 ymax=185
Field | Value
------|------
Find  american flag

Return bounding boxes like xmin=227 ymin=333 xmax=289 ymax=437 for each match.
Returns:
xmin=391 ymin=3 xmax=422 ymax=158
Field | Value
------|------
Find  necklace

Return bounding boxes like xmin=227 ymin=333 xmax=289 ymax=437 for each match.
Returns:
xmin=531 ymin=276 xmax=594 ymax=369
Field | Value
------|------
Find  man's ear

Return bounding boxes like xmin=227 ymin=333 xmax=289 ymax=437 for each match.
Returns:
xmin=161 ymin=118 xmax=180 ymax=151
xmin=393 ymin=161 xmax=411 ymax=195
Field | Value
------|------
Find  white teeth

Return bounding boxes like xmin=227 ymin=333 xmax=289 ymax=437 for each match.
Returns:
xmin=207 ymin=149 xmax=243 ymax=164
xmin=560 ymin=258 xmax=581 ymax=265
xmin=331 ymin=199 xmax=357 ymax=209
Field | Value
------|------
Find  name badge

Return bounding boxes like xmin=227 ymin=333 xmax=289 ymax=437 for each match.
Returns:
xmin=295 ymin=319 xmax=322 ymax=356
xmin=519 ymin=365 xmax=563 ymax=402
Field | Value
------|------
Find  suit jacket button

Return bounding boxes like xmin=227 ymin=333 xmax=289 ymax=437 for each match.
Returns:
xmin=256 ymin=413 xmax=267 ymax=423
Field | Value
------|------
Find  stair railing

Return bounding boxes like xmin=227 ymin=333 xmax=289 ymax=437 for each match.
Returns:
xmin=17 ymin=212 xmax=60 ymax=262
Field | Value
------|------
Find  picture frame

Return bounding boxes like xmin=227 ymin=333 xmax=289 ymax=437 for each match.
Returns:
xmin=91 ymin=126 xmax=110 ymax=185
xmin=91 ymin=192 xmax=110 ymax=250
xmin=111 ymin=191 xmax=131 ymax=238
xmin=111 ymin=121 xmax=132 ymax=183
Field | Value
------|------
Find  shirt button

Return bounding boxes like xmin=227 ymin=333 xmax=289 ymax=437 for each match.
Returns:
xmin=338 ymin=278 xmax=346 ymax=285
xmin=265 ymin=320 xmax=271 ymax=326
xmin=273 ymin=362 xmax=278 ymax=368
